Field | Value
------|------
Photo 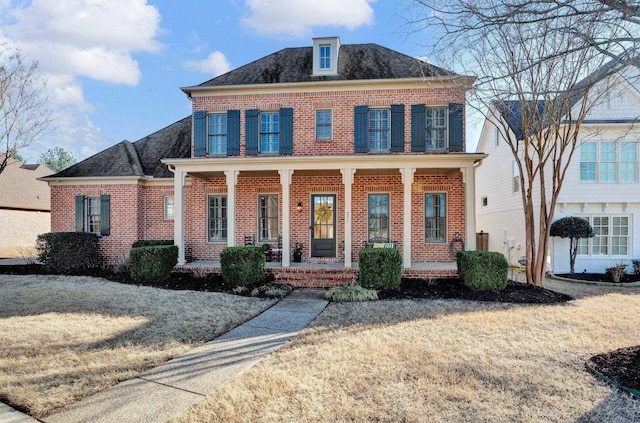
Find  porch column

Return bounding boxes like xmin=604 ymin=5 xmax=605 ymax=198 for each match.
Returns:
xmin=341 ymin=168 xmax=355 ymax=268
xmin=225 ymin=170 xmax=238 ymax=247
xmin=279 ymin=169 xmax=292 ymax=267
xmin=400 ymin=167 xmax=416 ymax=269
xmin=174 ymin=169 xmax=186 ymax=265
xmin=462 ymin=166 xmax=477 ymax=250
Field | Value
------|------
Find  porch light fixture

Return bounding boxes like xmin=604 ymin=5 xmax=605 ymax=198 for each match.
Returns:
xmin=297 ymin=201 xmax=303 ymax=212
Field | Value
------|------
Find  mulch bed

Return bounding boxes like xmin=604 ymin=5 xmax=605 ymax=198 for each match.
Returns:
xmin=588 ymin=346 xmax=640 ymax=396
xmin=555 ymin=273 xmax=640 ymax=283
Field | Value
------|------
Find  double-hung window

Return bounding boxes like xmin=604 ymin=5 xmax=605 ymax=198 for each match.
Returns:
xmin=260 ymin=111 xmax=279 ymax=153
xmin=316 ymin=109 xmax=332 ymax=140
xmin=577 ymin=215 xmax=630 ymax=256
xmin=208 ymin=113 xmax=227 ymax=155
xmin=425 ymin=107 xmax=447 ymax=150
xmin=512 ymin=162 xmax=520 ymax=193
xmin=580 ymin=141 xmax=638 ymax=182
xmin=368 ymin=194 xmax=389 ymax=241
xmin=258 ymin=194 xmax=279 ymax=242
xmin=164 ymin=196 xmax=174 ymax=220
xmin=208 ymin=195 xmax=227 ymax=242
xmin=425 ymin=193 xmax=446 ymax=243
xmin=75 ymin=194 xmax=110 ymax=236
xmin=368 ymin=108 xmax=390 ymax=151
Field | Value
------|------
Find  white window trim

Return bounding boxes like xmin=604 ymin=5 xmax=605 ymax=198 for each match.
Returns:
xmin=425 ymin=106 xmax=448 ymax=151
xmin=207 ymin=194 xmax=227 ymax=243
xmin=258 ymin=193 xmax=279 ymax=242
xmin=580 ymin=141 xmax=638 ymax=183
xmin=424 ymin=192 xmax=447 ymax=244
xmin=367 ymin=192 xmax=391 ymax=242
xmin=312 ymin=37 xmax=340 ymax=76
xmin=163 ymin=195 xmax=174 ymax=221
xmin=315 ymin=108 xmax=333 ymax=141
xmin=368 ymin=107 xmax=391 ymax=152
xmin=576 ymin=214 xmax=631 ymax=257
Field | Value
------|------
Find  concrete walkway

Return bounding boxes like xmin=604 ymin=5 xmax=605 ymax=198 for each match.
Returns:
xmin=1 ymin=289 xmax=328 ymax=423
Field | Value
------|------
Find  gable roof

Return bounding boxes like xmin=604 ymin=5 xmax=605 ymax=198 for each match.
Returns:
xmin=49 ymin=116 xmax=191 ymax=179
xmin=0 ymin=157 xmax=52 ymax=211
xmin=183 ymin=43 xmax=457 ymax=93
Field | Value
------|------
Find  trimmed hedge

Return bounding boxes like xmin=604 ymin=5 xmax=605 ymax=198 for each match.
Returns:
xmin=36 ymin=232 xmax=104 ymax=274
xmin=129 ymin=245 xmax=178 ymax=282
xmin=456 ymin=250 xmax=508 ymax=291
xmin=358 ymin=248 xmax=402 ymax=291
xmin=132 ymin=239 xmax=174 ymax=248
xmin=220 ymin=246 xmax=266 ymax=287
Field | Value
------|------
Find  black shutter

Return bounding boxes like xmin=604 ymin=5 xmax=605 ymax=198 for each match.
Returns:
xmin=100 ymin=195 xmax=110 ymax=236
xmin=245 ymin=109 xmax=259 ymax=155
xmin=448 ymin=103 xmax=464 ymax=152
xmin=390 ymin=104 xmax=405 ymax=152
xmin=227 ymin=110 xmax=240 ymax=156
xmin=354 ymin=105 xmax=368 ymax=153
xmin=75 ymin=195 xmax=84 ymax=232
xmin=193 ymin=111 xmax=207 ymax=157
xmin=279 ymin=107 xmax=293 ymax=155
xmin=411 ymin=104 xmax=426 ymax=152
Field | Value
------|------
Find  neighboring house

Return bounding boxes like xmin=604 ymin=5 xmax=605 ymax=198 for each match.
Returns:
xmin=43 ymin=37 xmax=485 ymax=277
xmin=0 ymin=157 xmax=52 ymax=257
xmin=476 ymin=65 xmax=640 ymax=273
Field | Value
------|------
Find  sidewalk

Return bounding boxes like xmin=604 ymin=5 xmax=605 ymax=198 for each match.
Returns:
xmin=2 ymin=289 xmax=328 ymax=423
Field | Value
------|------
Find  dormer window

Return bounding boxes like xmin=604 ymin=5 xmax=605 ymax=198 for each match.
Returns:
xmin=319 ymin=45 xmax=331 ymax=69
xmin=313 ymin=36 xmax=340 ymax=76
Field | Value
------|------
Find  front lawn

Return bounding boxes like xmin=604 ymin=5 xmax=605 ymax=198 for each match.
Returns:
xmin=171 ymin=278 xmax=640 ymax=423
xmin=0 ymin=274 xmax=277 ymax=418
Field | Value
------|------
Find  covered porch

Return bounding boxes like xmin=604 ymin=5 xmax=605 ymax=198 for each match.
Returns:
xmin=163 ymin=153 xmax=485 ymax=271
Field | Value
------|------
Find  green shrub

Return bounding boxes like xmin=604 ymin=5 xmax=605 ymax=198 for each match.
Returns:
xmin=358 ymin=248 xmax=402 ymax=291
xmin=220 ymin=246 xmax=266 ymax=287
xmin=632 ymin=259 xmax=640 ymax=275
xmin=129 ymin=245 xmax=178 ymax=282
xmin=325 ymin=284 xmax=379 ymax=302
xmin=132 ymin=239 xmax=174 ymax=248
xmin=36 ymin=232 xmax=103 ymax=274
xmin=456 ymin=250 xmax=508 ymax=291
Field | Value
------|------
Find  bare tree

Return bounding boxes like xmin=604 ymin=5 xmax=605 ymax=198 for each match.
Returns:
xmin=0 ymin=47 xmax=52 ymax=174
xmin=404 ymin=1 xmax=626 ymax=286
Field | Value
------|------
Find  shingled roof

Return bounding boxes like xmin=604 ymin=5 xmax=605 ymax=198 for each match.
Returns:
xmin=50 ymin=116 xmax=191 ymax=179
xmin=0 ymin=158 xmax=52 ymax=211
xmin=184 ymin=43 xmax=456 ymax=90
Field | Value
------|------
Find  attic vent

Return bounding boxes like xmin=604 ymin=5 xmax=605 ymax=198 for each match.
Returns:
xmin=312 ymin=36 xmax=340 ymax=76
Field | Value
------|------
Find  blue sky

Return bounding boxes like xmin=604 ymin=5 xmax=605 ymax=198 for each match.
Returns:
xmin=0 ymin=0 xmax=481 ymax=163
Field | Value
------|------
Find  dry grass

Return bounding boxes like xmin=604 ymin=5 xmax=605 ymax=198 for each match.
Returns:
xmin=0 ymin=274 xmax=277 ymax=418
xmin=173 ymin=278 xmax=640 ymax=423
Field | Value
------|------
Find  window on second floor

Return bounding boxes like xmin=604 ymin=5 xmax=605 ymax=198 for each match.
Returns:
xmin=316 ymin=109 xmax=332 ymax=140
xmin=425 ymin=107 xmax=447 ymax=150
xmin=208 ymin=114 xmax=227 ymax=155
xmin=512 ymin=162 xmax=520 ymax=193
xmin=260 ymin=111 xmax=279 ymax=153
xmin=580 ymin=141 xmax=638 ymax=183
xmin=368 ymin=108 xmax=390 ymax=151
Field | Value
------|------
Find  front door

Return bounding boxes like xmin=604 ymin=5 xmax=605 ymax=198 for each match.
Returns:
xmin=311 ymin=194 xmax=336 ymax=257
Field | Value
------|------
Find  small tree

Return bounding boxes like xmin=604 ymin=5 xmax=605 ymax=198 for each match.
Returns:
xmin=550 ymin=217 xmax=594 ymax=274
xmin=39 ymin=147 xmax=76 ymax=172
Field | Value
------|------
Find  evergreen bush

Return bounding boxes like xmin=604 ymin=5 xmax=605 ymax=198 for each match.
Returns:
xmin=129 ymin=245 xmax=178 ymax=282
xmin=220 ymin=246 xmax=266 ymax=287
xmin=358 ymin=248 xmax=402 ymax=291
xmin=36 ymin=232 xmax=103 ymax=274
xmin=456 ymin=250 xmax=508 ymax=291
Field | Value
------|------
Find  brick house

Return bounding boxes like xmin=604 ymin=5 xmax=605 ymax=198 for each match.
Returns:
xmin=43 ymin=37 xmax=486 ymax=280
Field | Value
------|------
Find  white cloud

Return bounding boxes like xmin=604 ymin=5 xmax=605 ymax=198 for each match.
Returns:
xmin=242 ymin=0 xmax=375 ymax=37
xmin=184 ymin=51 xmax=232 ymax=76
xmin=0 ymin=0 xmax=163 ymax=161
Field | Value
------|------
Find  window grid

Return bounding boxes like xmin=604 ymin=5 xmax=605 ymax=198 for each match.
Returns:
xmin=425 ymin=107 xmax=447 ymax=150
xmin=259 ymin=194 xmax=279 ymax=242
xmin=260 ymin=112 xmax=279 ymax=153
xmin=315 ymin=109 xmax=332 ymax=140
xmin=319 ymin=45 xmax=331 ymax=69
xmin=368 ymin=108 xmax=390 ymax=151
xmin=599 ymin=142 xmax=617 ymax=182
xmin=208 ymin=195 xmax=227 ymax=242
xmin=86 ymin=196 xmax=101 ymax=234
xmin=612 ymin=216 xmax=629 ymax=255
xmin=580 ymin=142 xmax=597 ymax=182
xmin=164 ymin=196 xmax=174 ymax=220
xmin=208 ymin=113 xmax=227 ymax=155
xmin=620 ymin=142 xmax=637 ymax=182
xmin=368 ymin=194 xmax=389 ymax=241
xmin=512 ymin=162 xmax=520 ymax=193
xmin=578 ymin=215 xmax=630 ymax=257
xmin=425 ymin=193 xmax=446 ymax=243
